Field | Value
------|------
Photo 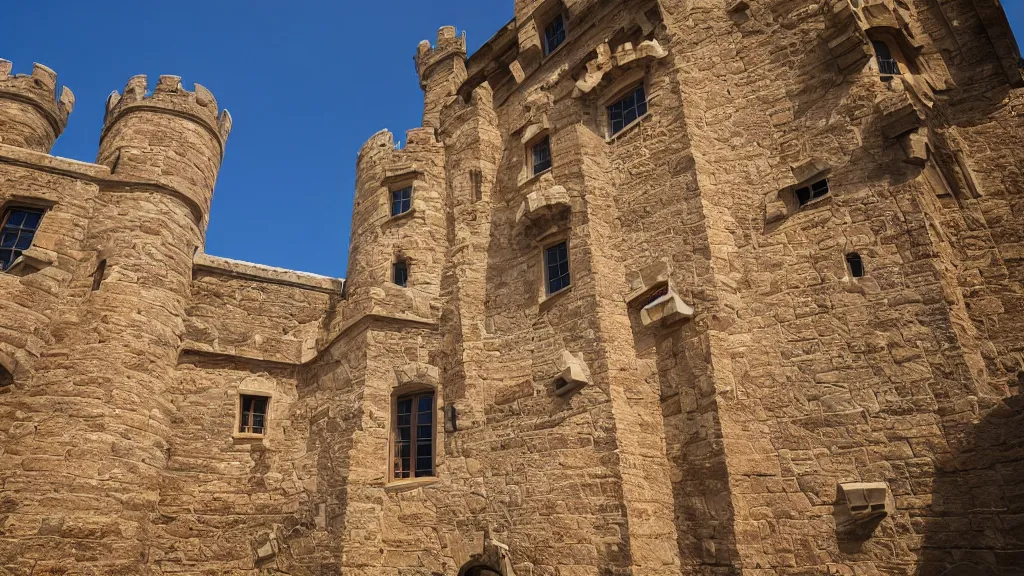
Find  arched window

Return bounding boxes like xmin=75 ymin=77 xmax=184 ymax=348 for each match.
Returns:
xmin=392 ymin=389 xmax=435 ymax=480
xmin=872 ymin=40 xmax=900 ymax=76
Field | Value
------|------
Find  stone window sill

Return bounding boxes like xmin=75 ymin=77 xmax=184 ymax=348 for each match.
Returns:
xmin=539 ymin=285 xmax=572 ymax=310
xmin=233 ymin=432 xmax=266 ymax=441
xmin=385 ymin=208 xmax=416 ymax=226
xmin=385 ymin=476 xmax=439 ymax=492
xmin=606 ymin=112 xmax=652 ymax=143
xmin=520 ymin=167 xmax=552 ymax=189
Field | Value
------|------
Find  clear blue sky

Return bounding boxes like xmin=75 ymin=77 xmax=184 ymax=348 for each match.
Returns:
xmin=2 ymin=2 xmax=1022 ymax=278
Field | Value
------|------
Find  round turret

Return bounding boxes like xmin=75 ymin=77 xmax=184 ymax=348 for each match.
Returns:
xmin=97 ymin=74 xmax=232 ymax=220
xmin=0 ymin=59 xmax=75 ymax=153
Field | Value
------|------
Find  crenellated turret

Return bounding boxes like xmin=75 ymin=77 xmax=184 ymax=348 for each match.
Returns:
xmin=415 ymin=26 xmax=468 ymax=129
xmin=0 ymin=59 xmax=74 ymax=153
xmin=98 ymin=74 xmax=232 ymax=220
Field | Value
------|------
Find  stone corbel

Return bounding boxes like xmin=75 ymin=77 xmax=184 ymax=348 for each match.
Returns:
xmin=553 ymin=350 xmax=590 ymax=396
xmin=254 ymin=529 xmax=281 ymax=562
xmin=835 ymin=482 xmax=892 ymax=529
xmin=395 ymin=362 xmax=440 ymax=389
xmin=900 ymin=129 xmax=928 ymax=165
xmin=573 ymin=39 xmax=668 ymax=98
xmin=516 ymin=185 xmax=570 ymax=225
xmin=625 ymin=259 xmax=670 ymax=302
xmin=641 ymin=289 xmax=694 ymax=327
xmin=879 ymin=96 xmax=924 ymax=139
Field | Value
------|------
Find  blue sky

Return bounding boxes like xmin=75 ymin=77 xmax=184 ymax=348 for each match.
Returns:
xmin=2 ymin=2 xmax=1022 ymax=278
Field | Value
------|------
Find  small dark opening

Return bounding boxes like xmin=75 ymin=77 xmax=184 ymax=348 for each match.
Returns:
xmin=646 ymin=286 xmax=669 ymax=306
xmin=393 ymin=259 xmax=409 ymax=287
xmin=470 ymin=169 xmax=483 ymax=202
xmin=91 ymin=259 xmax=107 ymax=291
xmin=872 ymin=40 xmax=900 ymax=75
xmin=0 ymin=365 xmax=12 ymax=387
xmin=846 ymin=253 xmax=864 ymax=278
xmin=554 ymin=377 xmax=568 ymax=391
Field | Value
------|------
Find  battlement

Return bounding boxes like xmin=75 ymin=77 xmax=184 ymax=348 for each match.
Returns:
xmin=0 ymin=60 xmax=75 ymax=151
xmin=102 ymin=75 xmax=232 ymax=144
xmin=415 ymin=26 xmax=468 ymax=86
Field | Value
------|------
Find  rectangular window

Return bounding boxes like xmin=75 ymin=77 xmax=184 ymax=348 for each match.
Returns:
xmin=393 ymin=260 xmax=409 ymax=287
xmin=0 ymin=207 xmax=44 ymax=271
xmin=394 ymin=391 xmax=435 ymax=479
xmin=607 ymin=84 xmax=648 ymax=136
xmin=544 ymin=14 xmax=566 ymax=55
xmin=391 ymin=186 xmax=413 ymax=217
xmin=239 ymin=395 xmax=269 ymax=436
xmin=532 ymin=136 xmax=552 ymax=176
xmin=794 ymin=178 xmax=830 ymax=206
xmin=544 ymin=241 xmax=571 ymax=295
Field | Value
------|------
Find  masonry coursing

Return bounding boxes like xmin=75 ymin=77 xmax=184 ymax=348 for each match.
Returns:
xmin=0 ymin=0 xmax=1022 ymax=574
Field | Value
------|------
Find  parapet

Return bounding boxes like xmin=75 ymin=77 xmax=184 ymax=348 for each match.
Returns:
xmin=102 ymin=75 xmax=232 ymax=146
xmin=0 ymin=59 xmax=75 ymax=152
xmin=415 ymin=26 xmax=468 ymax=86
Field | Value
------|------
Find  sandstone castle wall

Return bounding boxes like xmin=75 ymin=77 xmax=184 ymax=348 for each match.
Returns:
xmin=0 ymin=0 xmax=1022 ymax=574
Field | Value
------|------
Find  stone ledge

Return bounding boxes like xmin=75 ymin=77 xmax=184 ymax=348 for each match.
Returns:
xmin=193 ymin=253 xmax=344 ymax=295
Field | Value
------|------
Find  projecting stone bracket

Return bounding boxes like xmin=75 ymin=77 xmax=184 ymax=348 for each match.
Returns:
xmin=553 ymin=350 xmax=591 ymax=396
xmin=572 ymin=39 xmax=668 ymax=98
xmin=254 ymin=529 xmax=281 ymax=563
xmin=516 ymin=185 xmax=571 ymax=225
xmin=640 ymin=290 xmax=694 ymax=327
xmin=835 ymin=482 xmax=893 ymax=530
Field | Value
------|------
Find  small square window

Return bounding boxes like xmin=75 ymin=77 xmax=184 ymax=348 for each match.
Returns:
xmin=391 ymin=186 xmax=413 ymax=217
xmin=544 ymin=241 xmax=571 ymax=295
xmin=239 ymin=395 xmax=269 ymax=436
xmin=544 ymin=14 xmax=566 ymax=55
xmin=393 ymin=259 xmax=409 ymax=287
xmin=607 ymin=84 xmax=648 ymax=136
xmin=532 ymin=136 xmax=552 ymax=176
xmin=794 ymin=178 xmax=830 ymax=206
xmin=1 ymin=206 xmax=45 ymax=271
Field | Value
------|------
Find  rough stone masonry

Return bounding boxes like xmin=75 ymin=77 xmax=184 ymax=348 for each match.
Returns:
xmin=1 ymin=0 xmax=1023 ymax=574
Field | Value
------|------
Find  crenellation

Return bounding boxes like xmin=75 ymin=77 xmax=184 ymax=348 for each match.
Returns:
xmin=1 ymin=0 xmax=1023 ymax=573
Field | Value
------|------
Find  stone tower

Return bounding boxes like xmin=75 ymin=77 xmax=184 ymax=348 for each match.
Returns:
xmin=1 ymin=0 xmax=1024 ymax=574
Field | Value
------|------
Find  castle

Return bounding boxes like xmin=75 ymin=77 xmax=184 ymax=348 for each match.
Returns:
xmin=1 ymin=0 xmax=1023 ymax=574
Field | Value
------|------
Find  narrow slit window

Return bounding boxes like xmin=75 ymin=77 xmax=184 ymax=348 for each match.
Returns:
xmin=544 ymin=14 xmax=566 ymax=55
xmin=544 ymin=241 xmax=571 ymax=295
xmin=91 ymin=260 xmax=107 ymax=291
xmin=393 ymin=259 xmax=409 ymax=287
xmin=532 ymin=136 xmax=552 ymax=176
xmin=608 ymin=84 xmax=648 ymax=136
xmin=872 ymin=41 xmax=900 ymax=76
xmin=391 ymin=186 xmax=413 ymax=217
xmin=393 ymin=391 xmax=435 ymax=480
xmin=794 ymin=178 xmax=830 ymax=206
xmin=0 ymin=207 xmax=44 ymax=271
xmin=470 ymin=169 xmax=483 ymax=201
xmin=239 ymin=395 xmax=269 ymax=436
xmin=846 ymin=253 xmax=864 ymax=278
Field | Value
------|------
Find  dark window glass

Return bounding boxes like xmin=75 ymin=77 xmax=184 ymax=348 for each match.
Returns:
xmin=393 ymin=260 xmax=409 ymax=287
xmin=647 ymin=286 xmax=669 ymax=306
xmin=846 ymin=253 xmax=865 ymax=278
xmin=544 ymin=14 xmax=566 ymax=55
xmin=794 ymin=178 xmax=830 ymax=206
xmin=239 ymin=395 xmax=269 ymax=435
xmin=0 ymin=207 xmax=44 ymax=271
xmin=872 ymin=41 xmax=900 ymax=75
xmin=394 ymin=391 xmax=435 ymax=479
xmin=532 ymin=136 xmax=552 ymax=175
xmin=608 ymin=84 xmax=648 ymax=136
xmin=391 ymin=186 xmax=413 ymax=217
xmin=545 ymin=241 xmax=571 ymax=295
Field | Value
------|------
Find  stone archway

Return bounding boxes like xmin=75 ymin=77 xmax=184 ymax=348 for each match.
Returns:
xmin=459 ymin=563 xmax=501 ymax=576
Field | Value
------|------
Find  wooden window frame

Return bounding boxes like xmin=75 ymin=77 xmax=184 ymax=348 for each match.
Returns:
xmin=390 ymin=185 xmax=413 ymax=217
xmin=236 ymin=393 xmax=271 ymax=438
xmin=543 ymin=238 xmax=572 ymax=296
xmin=543 ymin=12 xmax=567 ymax=56
xmin=530 ymin=134 xmax=553 ymax=176
xmin=390 ymin=388 xmax=437 ymax=482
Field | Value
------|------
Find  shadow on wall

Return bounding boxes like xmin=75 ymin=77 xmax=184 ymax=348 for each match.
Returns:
xmin=916 ymin=384 xmax=1024 ymax=576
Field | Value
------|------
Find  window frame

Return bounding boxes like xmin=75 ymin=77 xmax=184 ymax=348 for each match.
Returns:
xmin=530 ymin=134 xmax=553 ymax=177
xmin=393 ymin=258 xmax=410 ymax=287
xmin=794 ymin=178 xmax=830 ymax=207
xmin=871 ymin=39 xmax=901 ymax=76
xmin=236 ymin=393 xmax=271 ymax=438
xmin=0 ymin=205 xmax=46 ymax=272
xmin=604 ymin=78 xmax=650 ymax=138
xmin=543 ymin=238 xmax=572 ymax=296
xmin=543 ymin=13 xmax=567 ymax=56
xmin=390 ymin=185 xmax=413 ymax=218
xmin=390 ymin=388 xmax=437 ymax=482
